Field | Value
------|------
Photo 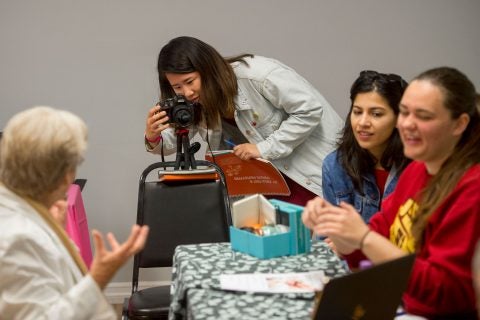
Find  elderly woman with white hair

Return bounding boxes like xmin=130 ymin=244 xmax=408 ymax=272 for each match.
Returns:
xmin=0 ymin=106 xmax=149 ymax=319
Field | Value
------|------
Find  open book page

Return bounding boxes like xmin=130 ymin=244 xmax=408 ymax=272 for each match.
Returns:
xmin=205 ymin=151 xmax=290 ymax=196
xmin=219 ymin=271 xmax=327 ymax=293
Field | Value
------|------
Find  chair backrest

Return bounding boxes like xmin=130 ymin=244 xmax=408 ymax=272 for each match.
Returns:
xmin=131 ymin=160 xmax=232 ymax=292
xmin=73 ymin=178 xmax=87 ymax=191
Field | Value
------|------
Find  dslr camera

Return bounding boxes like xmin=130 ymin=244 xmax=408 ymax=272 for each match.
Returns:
xmin=159 ymin=95 xmax=196 ymax=128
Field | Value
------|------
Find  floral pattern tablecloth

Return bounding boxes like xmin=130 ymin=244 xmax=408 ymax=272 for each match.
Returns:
xmin=169 ymin=241 xmax=348 ymax=319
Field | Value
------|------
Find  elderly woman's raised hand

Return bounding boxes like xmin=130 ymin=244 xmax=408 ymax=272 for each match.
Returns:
xmin=89 ymin=224 xmax=149 ymax=289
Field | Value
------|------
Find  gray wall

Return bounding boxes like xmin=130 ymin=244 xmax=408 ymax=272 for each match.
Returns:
xmin=1 ymin=0 xmax=479 ymax=283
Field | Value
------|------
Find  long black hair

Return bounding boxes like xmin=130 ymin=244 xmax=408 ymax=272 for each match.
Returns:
xmin=337 ymin=70 xmax=410 ymax=194
xmin=157 ymin=36 xmax=252 ymax=127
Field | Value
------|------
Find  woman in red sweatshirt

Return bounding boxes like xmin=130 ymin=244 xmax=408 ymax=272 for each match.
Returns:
xmin=303 ymin=67 xmax=480 ymax=319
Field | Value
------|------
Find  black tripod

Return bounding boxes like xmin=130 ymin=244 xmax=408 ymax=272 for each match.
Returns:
xmin=174 ymin=128 xmax=200 ymax=170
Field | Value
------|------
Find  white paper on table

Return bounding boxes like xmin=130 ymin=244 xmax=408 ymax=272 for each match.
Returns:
xmin=219 ymin=271 xmax=327 ymax=293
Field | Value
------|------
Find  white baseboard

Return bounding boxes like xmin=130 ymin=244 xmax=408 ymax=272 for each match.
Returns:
xmin=104 ymin=281 xmax=171 ymax=304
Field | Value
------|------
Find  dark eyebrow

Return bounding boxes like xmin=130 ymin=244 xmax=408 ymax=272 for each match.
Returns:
xmin=184 ymin=75 xmax=197 ymax=82
xmin=369 ymin=107 xmax=387 ymax=111
xmin=352 ymin=105 xmax=387 ymax=111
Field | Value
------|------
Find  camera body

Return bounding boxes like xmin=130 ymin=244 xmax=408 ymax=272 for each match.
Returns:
xmin=160 ymin=95 xmax=196 ymax=128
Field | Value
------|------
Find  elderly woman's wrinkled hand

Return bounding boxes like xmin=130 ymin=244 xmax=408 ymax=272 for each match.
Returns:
xmin=89 ymin=224 xmax=149 ymax=289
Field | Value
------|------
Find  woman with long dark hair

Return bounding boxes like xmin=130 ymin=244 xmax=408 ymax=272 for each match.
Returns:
xmin=144 ymin=36 xmax=343 ymax=205
xmin=322 ymin=70 xmax=410 ymax=222
xmin=303 ymin=67 xmax=480 ymax=318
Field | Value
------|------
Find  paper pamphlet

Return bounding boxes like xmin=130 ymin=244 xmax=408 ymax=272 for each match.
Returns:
xmin=205 ymin=151 xmax=290 ymax=196
xmin=219 ymin=271 xmax=327 ymax=293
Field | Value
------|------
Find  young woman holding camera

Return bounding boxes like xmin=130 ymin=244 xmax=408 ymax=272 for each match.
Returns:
xmin=303 ymin=67 xmax=480 ymax=318
xmin=322 ymin=70 xmax=410 ymax=223
xmin=144 ymin=36 xmax=343 ymax=205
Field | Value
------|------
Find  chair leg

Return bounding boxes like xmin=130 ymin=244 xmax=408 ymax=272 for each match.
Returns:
xmin=121 ymin=297 xmax=129 ymax=320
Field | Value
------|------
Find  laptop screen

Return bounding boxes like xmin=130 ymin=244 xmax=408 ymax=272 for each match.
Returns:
xmin=312 ymin=254 xmax=415 ymax=320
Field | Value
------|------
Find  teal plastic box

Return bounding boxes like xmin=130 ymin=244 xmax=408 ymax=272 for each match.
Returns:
xmin=230 ymin=194 xmax=311 ymax=259
xmin=230 ymin=226 xmax=291 ymax=259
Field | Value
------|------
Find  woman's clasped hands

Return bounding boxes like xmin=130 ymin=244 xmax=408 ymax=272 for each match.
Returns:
xmin=302 ymin=197 xmax=370 ymax=255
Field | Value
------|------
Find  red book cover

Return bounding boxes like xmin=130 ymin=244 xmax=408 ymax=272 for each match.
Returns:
xmin=205 ymin=151 xmax=291 ymax=197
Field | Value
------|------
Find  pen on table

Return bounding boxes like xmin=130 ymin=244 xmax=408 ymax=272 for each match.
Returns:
xmin=223 ymin=139 xmax=237 ymax=149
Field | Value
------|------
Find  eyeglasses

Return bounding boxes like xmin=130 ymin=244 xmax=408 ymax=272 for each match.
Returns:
xmin=359 ymin=70 xmax=407 ymax=88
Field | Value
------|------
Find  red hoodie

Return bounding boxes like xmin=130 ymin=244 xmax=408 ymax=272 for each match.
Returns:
xmin=346 ymin=161 xmax=480 ymax=319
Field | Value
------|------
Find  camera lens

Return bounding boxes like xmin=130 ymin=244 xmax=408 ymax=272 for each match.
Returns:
xmin=174 ymin=107 xmax=192 ymax=126
xmin=159 ymin=95 xmax=195 ymax=128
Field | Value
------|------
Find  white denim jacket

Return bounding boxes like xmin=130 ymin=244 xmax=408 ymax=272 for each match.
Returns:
xmin=148 ymin=56 xmax=343 ymax=195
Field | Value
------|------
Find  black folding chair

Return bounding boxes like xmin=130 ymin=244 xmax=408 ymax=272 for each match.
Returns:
xmin=123 ymin=160 xmax=232 ymax=319
xmin=73 ymin=178 xmax=87 ymax=191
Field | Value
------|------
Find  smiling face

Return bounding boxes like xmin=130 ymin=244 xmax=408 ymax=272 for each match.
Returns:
xmin=397 ymin=80 xmax=467 ymax=174
xmin=165 ymin=71 xmax=202 ymax=103
xmin=350 ymin=91 xmax=397 ymax=161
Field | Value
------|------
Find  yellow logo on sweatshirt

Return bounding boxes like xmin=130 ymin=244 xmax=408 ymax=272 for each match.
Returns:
xmin=390 ymin=198 xmax=417 ymax=253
